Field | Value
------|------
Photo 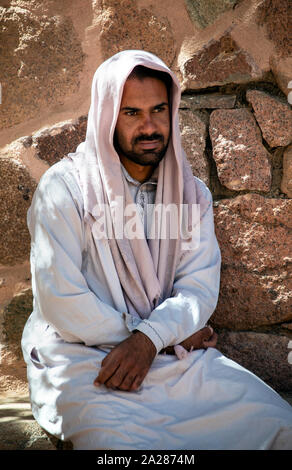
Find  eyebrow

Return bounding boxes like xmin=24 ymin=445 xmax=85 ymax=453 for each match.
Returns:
xmin=121 ymin=102 xmax=169 ymax=112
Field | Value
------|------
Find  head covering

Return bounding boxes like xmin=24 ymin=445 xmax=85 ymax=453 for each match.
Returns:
xmin=67 ymin=50 xmax=210 ymax=319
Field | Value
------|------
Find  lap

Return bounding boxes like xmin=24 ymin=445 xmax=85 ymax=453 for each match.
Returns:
xmin=24 ymin=334 xmax=292 ymax=450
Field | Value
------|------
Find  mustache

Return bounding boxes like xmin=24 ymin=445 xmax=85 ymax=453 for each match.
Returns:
xmin=134 ymin=133 xmax=164 ymax=144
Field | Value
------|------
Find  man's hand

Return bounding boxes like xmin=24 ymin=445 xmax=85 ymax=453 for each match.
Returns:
xmin=161 ymin=326 xmax=218 ymax=355
xmin=94 ymin=331 xmax=156 ymax=392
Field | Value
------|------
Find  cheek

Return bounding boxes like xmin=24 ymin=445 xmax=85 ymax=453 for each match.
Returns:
xmin=115 ymin=119 xmax=135 ymax=142
xmin=115 ymin=126 xmax=136 ymax=151
xmin=156 ymin=114 xmax=170 ymax=132
xmin=159 ymin=118 xmax=170 ymax=138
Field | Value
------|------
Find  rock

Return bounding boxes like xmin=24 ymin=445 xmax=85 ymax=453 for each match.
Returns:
xmin=180 ymin=93 xmax=236 ymax=110
xmin=0 ymin=156 xmax=37 ymax=265
xmin=97 ymin=0 xmax=176 ymax=67
xmin=179 ymin=107 xmax=210 ymax=184
xmin=281 ymin=144 xmax=292 ymax=197
xmin=209 ymin=108 xmax=272 ymax=191
xmin=184 ymin=0 xmax=240 ymax=29
xmin=31 ymin=116 xmax=87 ymax=166
xmin=213 ymin=194 xmax=292 ymax=329
xmin=181 ymin=31 xmax=264 ymax=90
xmin=270 ymin=55 xmax=292 ymax=99
xmin=0 ymin=5 xmax=85 ymax=130
xmin=2 ymin=288 xmax=33 ymax=358
xmin=246 ymin=90 xmax=292 ymax=148
xmin=256 ymin=0 xmax=292 ymax=58
xmin=283 ymin=323 xmax=292 ymax=332
xmin=216 ymin=330 xmax=292 ymax=392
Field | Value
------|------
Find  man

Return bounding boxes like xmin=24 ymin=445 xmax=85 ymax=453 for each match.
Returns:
xmin=22 ymin=50 xmax=292 ymax=450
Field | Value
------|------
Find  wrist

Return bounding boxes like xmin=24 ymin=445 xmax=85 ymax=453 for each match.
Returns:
xmin=132 ymin=329 xmax=156 ymax=354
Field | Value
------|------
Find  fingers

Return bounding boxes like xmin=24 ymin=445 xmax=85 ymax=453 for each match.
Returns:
xmin=119 ymin=373 xmax=143 ymax=392
xmin=94 ymin=362 xmax=120 ymax=387
xmin=94 ymin=349 xmax=122 ymax=387
xmin=203 ymin=325 xmax=213 ymax=340
xmin=95 ymin=365 xmax=144 ymax=392
xmin=130 ymin=376 xmax=144 ymax=392
xmin=104 ymin=364 xmax=140 ymax=391
xmin=203 ymin=331 xmax=218 ymax=348
xmin=93 ymin=333 xmax=155 ymax=392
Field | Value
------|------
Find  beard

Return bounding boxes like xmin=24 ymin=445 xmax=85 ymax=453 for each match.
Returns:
xmin=114 ymin=132 xmax=170 ymax=167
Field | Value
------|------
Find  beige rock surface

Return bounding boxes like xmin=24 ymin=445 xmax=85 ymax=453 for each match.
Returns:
xmin=256 ymin=0 xmax=292 ymax=58
xmin=210 ymin=108 xmax=272 ymax=191
xmin=213 ymin=194 xmax=292 ymax=329
xmin=246 ymin=90 xmax=292 ymax=148
xmin=28 ymin=116 xmax=87 ymax=167
xmin=2 ymin=287 xmax=32 ymax=358
xmin=184 ymin=0 xmax=239 ymax=29
xmin=180 ymin=93 xmax=236 ymax=110
xmin=0 ymin=286 xmax=33 ymax=400
xmin=181 ymin=31 xmax=264 ymax=90
xmin=96 ymin=0 xmax=176 ymax=67
xmin=0 ymin=262 xmax=31 ymax=309
xmin=216 ymin=330 xmax=292 ymax=392
xmin=179 ymin=105 xmax=210 ymax=185
xmin=0 ymin=4 xmax=85 ymax=131
xmin=270 ymin=55 xmax=292 ymax=99
xmin=0 ymin=154 xmax=36 ymax=265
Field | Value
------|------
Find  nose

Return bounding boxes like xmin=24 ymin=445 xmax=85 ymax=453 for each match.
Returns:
xmin=139 ymin=113 xmax=157 ymax=134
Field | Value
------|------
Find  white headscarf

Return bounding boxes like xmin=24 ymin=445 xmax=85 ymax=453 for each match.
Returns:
xmin=67 ymin=50 xmax=210 ymax=319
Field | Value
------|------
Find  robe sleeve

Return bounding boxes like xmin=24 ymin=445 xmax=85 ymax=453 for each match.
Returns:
xmin=133 ymin=182 xmax=221 ymax=353
xmin=28 ymin=166 xmax=131 ymax=346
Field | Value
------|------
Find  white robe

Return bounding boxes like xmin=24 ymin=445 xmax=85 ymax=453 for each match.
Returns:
xmin=21 ymin=158 xmax=292 ymax=450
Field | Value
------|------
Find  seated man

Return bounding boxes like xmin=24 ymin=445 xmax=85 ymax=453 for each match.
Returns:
xmin=22 ymin=50 xmax=292 ymax=450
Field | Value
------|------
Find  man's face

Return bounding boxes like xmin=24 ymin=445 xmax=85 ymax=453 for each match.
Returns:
xmin=114 ymin=76 xmax=170 ymax=167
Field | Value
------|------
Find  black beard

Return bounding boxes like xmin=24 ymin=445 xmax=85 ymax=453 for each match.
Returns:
xmin=114 ymin=132 xmax=169 ymax=167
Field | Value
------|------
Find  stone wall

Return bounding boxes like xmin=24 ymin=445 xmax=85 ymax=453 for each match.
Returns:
xmin=0 ymin=0 xmax=291 ymax=395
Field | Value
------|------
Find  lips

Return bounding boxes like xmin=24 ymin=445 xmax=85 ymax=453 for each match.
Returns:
xmin=138 ymin=140 xmax=161 ymax=149
xmin=134 ymin=134 xmax=163 ymax=151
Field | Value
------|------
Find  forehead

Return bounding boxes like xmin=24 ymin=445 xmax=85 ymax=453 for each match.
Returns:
xmin=120 ymin=76 xmax=169 ymax=107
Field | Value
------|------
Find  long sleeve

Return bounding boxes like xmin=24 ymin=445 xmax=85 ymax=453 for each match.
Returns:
xmin=28 ymin=164 xmax=130 ymax=346
xmin=133 ymin=181 xmax=221 ymax=352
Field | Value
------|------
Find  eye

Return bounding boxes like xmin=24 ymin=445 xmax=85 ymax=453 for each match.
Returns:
xmin=124 ymin=109 xmax=138 ymax=116
xmin=153 ymin=106 xmax=166 ymax=113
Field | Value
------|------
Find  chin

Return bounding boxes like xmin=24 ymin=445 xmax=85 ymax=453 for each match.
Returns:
xmin=129 ymin=147 xmax=168 ymax=166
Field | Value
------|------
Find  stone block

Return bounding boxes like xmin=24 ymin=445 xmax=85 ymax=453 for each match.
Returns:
xmin=179 ymin=107 xmax=210 ymax=184
xmin=213 ymin=194 xmax=292 ymax=329
xmin=2 ymin=288 xmax=33 ymax=359
xmin=31 ymin=116 xmax=87 ymax=166
xmin=256 ymin=0 xmax=292 ymax=58
xmin=184 ymin=0 xmax=239 ymax=29
xmin=210 ymin=108 xmax=272 ymax=191
xmin=216 ymin=330 xmax=292 ymax=392
xmin=180 ymin=93 xmax=236 ymax=110
xmin=281 ymin=144 xmax=292 ymax=197
xmin=0 ymin=156 xmax=37 ymax=265
xmin=0 ymin=5 xmax=85 ymax=130
xmin=246 ymin=90 xmax=292 ymax=148
xmin=270 ymin=55 xmax=292 ymax=99
xmin=181 ymin=32 xmax=264 ymax=90
xmin=97 ymin=0 xmax=176 ymax=67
